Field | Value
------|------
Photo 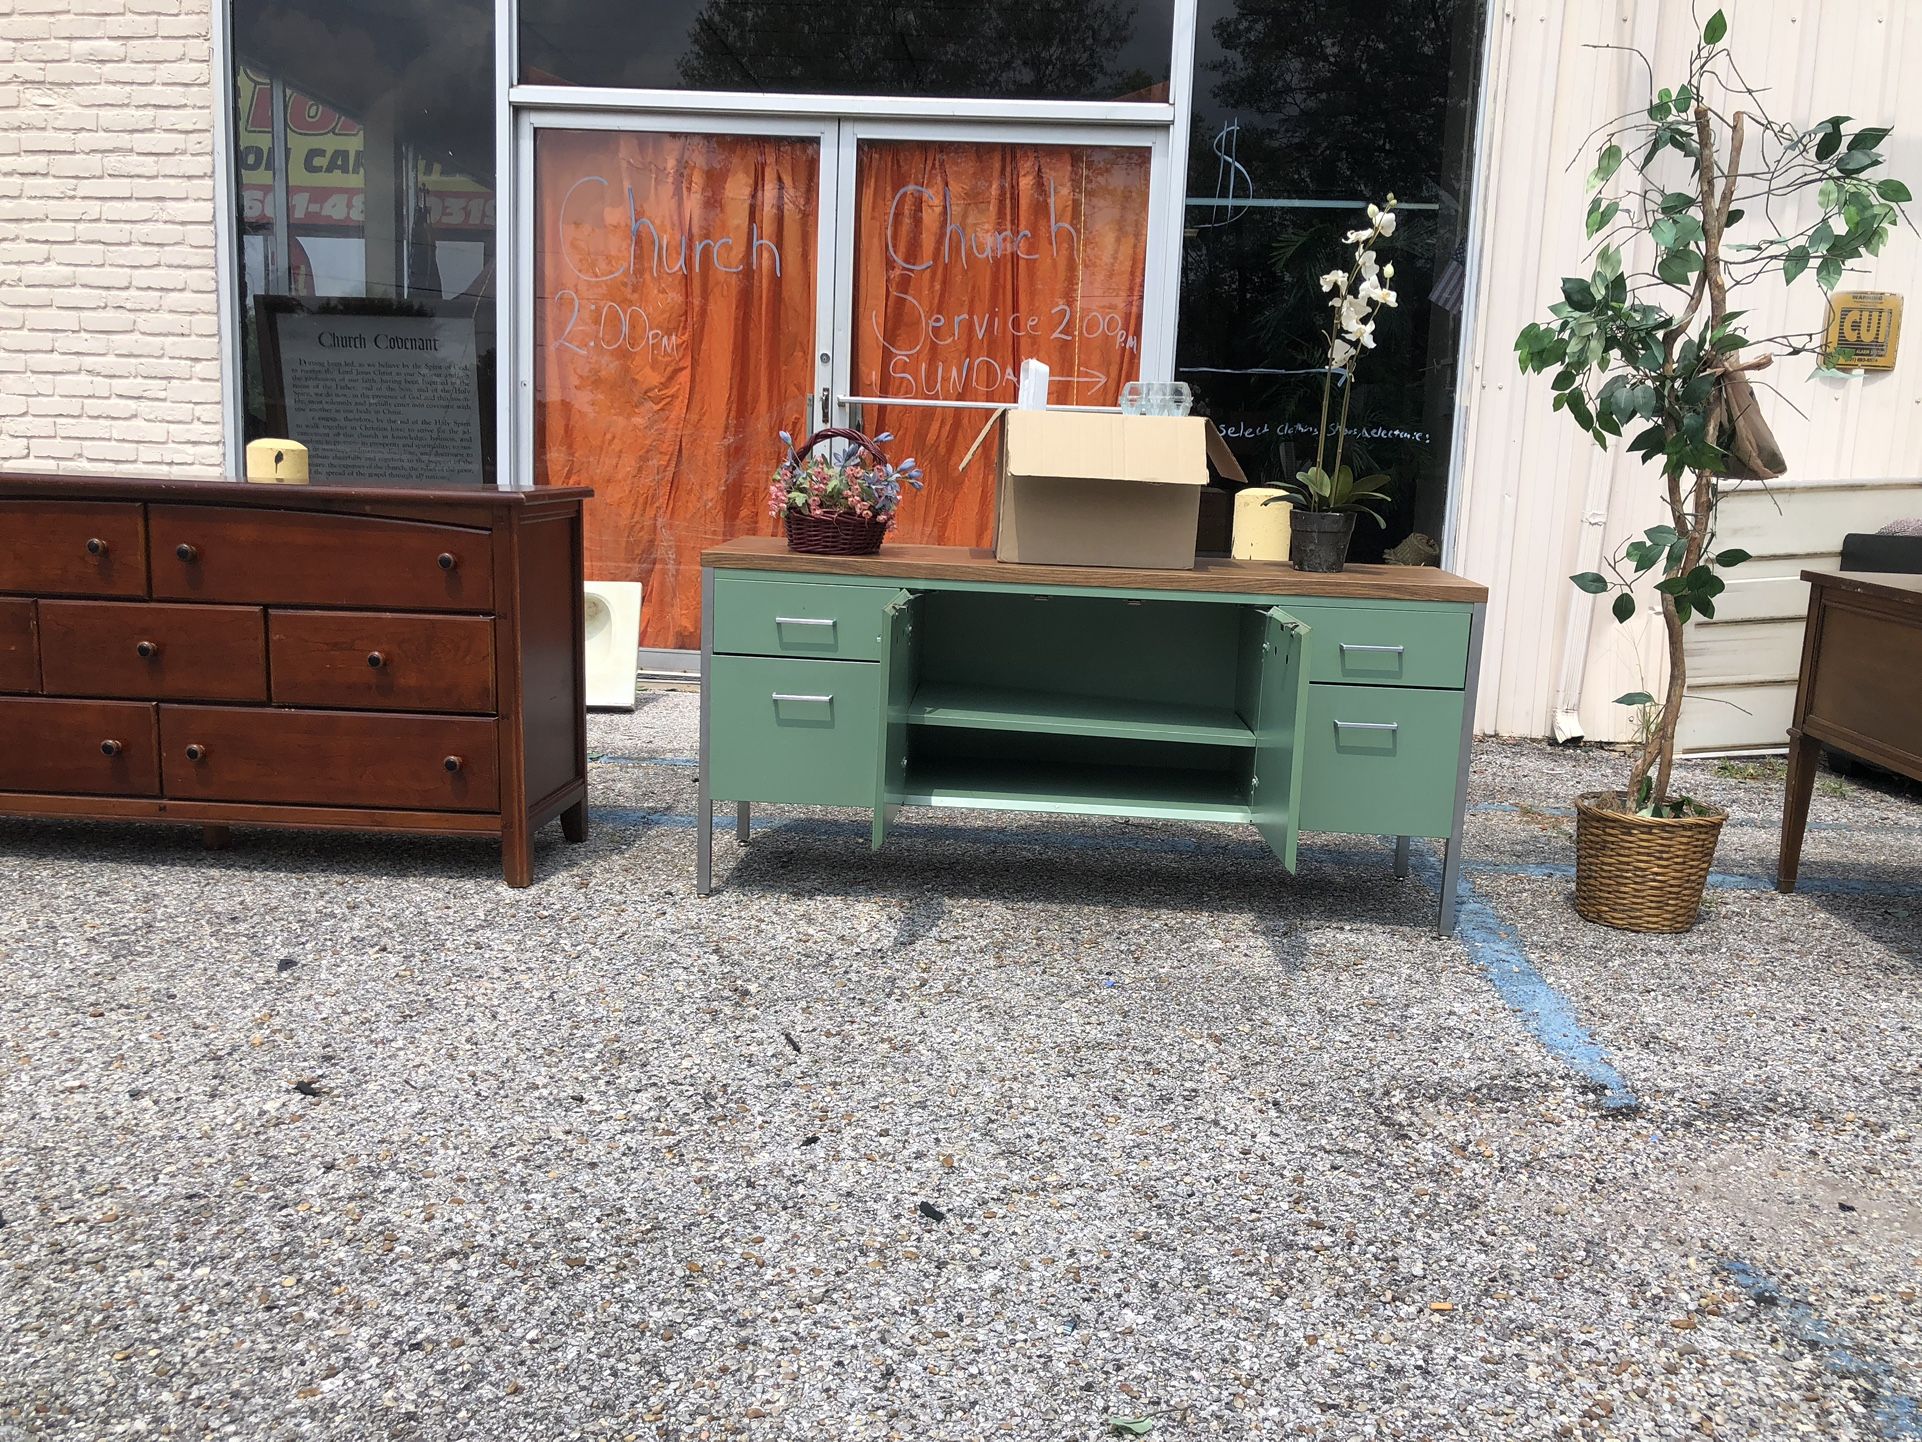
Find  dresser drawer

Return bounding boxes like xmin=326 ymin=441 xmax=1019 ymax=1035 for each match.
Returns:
xmin=0 ymin=500 xmax=147 ymax=598
xmin=1297 ymin=684 xmax=1465 ymax=838
xmin=149 ymin=506 xmax=493 ymax=613
xmin=706 ymin=655 xmax=879 ymax=806
xmin=0 ymin=600 xmax=37 ymax=692
xmin=159 ymin=707 xmax=499 ymax=812
xmin=1284 ymin=603 xmax=1470 ymax=689
xmin=712 ymin=576 xmax=890 ymax=661
xmin=0 ymin=697 xmax=158 ymax=795
xmin=270 ymin=611 xmax=496 ymax=714
xmin=39 ymin=601 xmax=266 ymax=702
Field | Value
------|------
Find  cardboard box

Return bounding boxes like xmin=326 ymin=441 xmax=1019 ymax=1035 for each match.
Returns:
xmin=976 ymin=409 xmax=1248 ymax=570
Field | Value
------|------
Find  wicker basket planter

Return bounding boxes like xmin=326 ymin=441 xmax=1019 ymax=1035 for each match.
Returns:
xmin=784 ymin=509 xmax=888 ymax=556
xmin=1572 ymin=790 xmax=1728 ymax=932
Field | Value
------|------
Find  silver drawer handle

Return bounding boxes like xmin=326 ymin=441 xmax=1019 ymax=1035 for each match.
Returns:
xmin=1334 ymin=720 xmax=1399 ymax=732
xmin=775 ymin=616 xmax=836 ymax=628
xmin=1339 ymin=643 xmax=1406 ymax=655
xmin=771 ymin=692 xmax=833 ymax=704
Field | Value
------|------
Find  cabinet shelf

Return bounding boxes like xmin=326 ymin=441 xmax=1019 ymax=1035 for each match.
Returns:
xmin=907 ymin=681 xmax=1255 ymax=748
xmin=899 ymin=757 xmax=1252 ymax=823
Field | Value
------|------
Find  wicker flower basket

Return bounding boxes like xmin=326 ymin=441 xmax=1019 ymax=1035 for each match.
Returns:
xmin=784 ymin=509 xmax=888 ymax=556
xmin=1572 ymin=790 xmax=1728 ymax=932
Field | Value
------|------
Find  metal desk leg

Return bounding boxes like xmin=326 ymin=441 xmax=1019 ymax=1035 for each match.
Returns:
xmin=1437 ymin=602 xmax=1486 ymax=937
xmin=737 ymin=801 xmax=751 ymax=843
xmin=1394 ymin=835 xmax=1411 ymax=878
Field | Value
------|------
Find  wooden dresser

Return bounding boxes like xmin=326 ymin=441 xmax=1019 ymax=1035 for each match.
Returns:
xmin=0 ymin=474 xmax=592 ymax=886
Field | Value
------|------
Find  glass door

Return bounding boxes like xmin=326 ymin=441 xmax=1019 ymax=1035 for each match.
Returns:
xmin=831 ymin=124 xmax=1168 ymax=549
xmin=526 ymin=114 xmax=838 ymax=651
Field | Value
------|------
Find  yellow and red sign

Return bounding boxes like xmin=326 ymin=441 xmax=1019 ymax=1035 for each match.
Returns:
xmin=234 ymin=67 xmax=494 ymax=232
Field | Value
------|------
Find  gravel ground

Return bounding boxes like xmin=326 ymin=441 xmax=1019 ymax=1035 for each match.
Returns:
xmin=2 ymin=694 xmax=1918 ymax=1440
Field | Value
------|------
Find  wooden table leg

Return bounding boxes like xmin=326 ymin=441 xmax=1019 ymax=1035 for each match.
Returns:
xmin=201 ymin=824 xmax=232 ymax=851
xmin=502 ymin=819 xmax=532 ymax=888
xmin=1777 ymin=728 xmax=1817 ymax=893
xmin=561 ymin=798 xmax=587 ymax=843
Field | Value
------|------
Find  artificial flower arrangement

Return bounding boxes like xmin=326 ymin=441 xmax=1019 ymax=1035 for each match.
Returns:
xmin=768 ymin=426 xmax=924 ymax=556
xmin=1269 ymin=195 xmax=1402 ymax=571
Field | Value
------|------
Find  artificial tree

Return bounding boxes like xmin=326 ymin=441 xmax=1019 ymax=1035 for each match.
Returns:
xmin=1515 ymin=8 xmax=1909 ymax=815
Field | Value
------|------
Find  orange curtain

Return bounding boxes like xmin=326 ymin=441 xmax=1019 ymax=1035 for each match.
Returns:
xmin=534 ymin=130 xmax=817 ymax=650
xmin=851 ymin=141 xmax=1151 ymax=548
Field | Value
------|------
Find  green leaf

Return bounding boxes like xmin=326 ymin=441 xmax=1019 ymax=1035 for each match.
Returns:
xmin=1723 ymin=207 xmax=1744 ymax=227
xmin=1819 ymin=179 xmax=1839 ymax=210
xmin=1850 ymin=125 xmax=1893 ymax=152
xmin=1659 ymin=191 xmax=1697 ymax=215
xmin=1615 ymin=691 xmax=1656 ymax=707
xmin=1715 ymin=548 xmax=1751 ymax=567
xmin=1836 ymin=149 xmax=1878 ymax=176
xmin=1612 ymin=592 xmax=1636 ymax=624
xmin=1561 ymin=277 xmax=1598 ymax=311
xmin=1782 ymin=246 xmax=1810 ymax=284
xmin=1109 ymin=1420 xmax=1158 ymax=1437
xmin=1588 ymin=144 xmax=1624 ymax=191
xmin=1818 ymin=256 xmax=1844 ymax=291
xmin=1703 ymin=8 xmax=1726 ymax=43
xmin=1586 ymin=198 xmax=1621 ymax=238
xmin=1816 ymin=125 xmax=1843 ymax=162
xmin=1571 ymin=572 xmax=1609 ymax=595
xmin=1656 ymin=250 xmax=1702 ymax=286
xmin=1694 ymin=595 xmax=1717 ymax=620
xmin=1878 ymin=178 xmax=1912 ymax=203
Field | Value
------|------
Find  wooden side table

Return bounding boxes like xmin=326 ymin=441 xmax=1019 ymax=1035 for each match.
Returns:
xmin=1778 ymin=569 xmax=1922 ymax=891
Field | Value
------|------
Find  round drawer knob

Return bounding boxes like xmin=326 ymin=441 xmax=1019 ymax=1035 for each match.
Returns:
xmin=442 ymin=755 xmax=463 ymax=774
xmin=135 ymin=640 xmax=159 ymax=660
xmin=184 ymin=743 xmax=207 ymax=762
xmin=99 ymin=738 xmax=122 ymax=757
xmin=437 ymin=552 xmax=458 ymax=572
xmin=175 ymin=543 xmax=198 ymax=563
xmin=85 ymin=537 xmax=109 ymax=558
xmin=366 ymin=651 xmax=385 ymax=669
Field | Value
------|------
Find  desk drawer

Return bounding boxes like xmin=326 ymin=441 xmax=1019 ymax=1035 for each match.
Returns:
xmin=712 ymin=577 xmax=889 ymax=661
xmin=149 ymin=506 xmax=493 ymax=613
xmin=270 ymin=611 xmax=496 ymax=714
xmin=706 ymin=655 xmax=879 ymax=807
xmin=0 ymin=697 xmax=158 ymax=795
xmin=0 ymin=600 xmax=37 ymax=692
xmin=159 ymin=706 xmax=499 ymax=812
xmin=39 ymin=601 xmax=267 ymax=702
xmin=0 ymin=500 xmax=147 ymax=598
xmin=1285 ymin=604 xmax=1469 ymax=689
xmin=1298 ymin=684 xmax=1464 ymax=838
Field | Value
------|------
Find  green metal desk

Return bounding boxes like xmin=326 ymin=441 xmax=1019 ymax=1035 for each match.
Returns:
xmin=698 ymin=539 xmax=1487 ymax=933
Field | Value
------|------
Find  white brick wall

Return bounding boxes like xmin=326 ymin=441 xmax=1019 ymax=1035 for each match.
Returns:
xmin=0 ymin=0 xmax=226 ymax=476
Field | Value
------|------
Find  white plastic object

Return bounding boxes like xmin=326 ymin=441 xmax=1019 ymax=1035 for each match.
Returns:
xmin=1017 ymin=359 xmax=1051 ymax=409
xmin=582 ymin=581 xmax=643 ymax=710
xmin=1119 ymin=380 xmax=1193 ymax=417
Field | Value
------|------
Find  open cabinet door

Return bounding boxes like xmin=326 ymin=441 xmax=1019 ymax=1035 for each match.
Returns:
xmin=872 ymin=589 xmax=919 ymax=850
xmin=1249 ymin=606 xmax=1311 ymax=872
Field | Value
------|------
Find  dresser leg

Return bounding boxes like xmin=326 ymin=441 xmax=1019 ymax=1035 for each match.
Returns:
xmin=201 ymin=824 xmax=232 ymax=851
xmin=1778 ymin=729 xmax=1816 ymax=893
xmin=561 ymin=799 xmax=588 ymax=844
xmin=1437 ymin=838 xmax=1464 ymax=937
xmin=736 ymin=801 xmax=751 ymax=843
xmin=696 ymin=794 xmax=713 ymax=895
xmin=502 ymin=824 xmax=532 ymax=888
xmin=1394 ymin=835 xmax=1411 ymax=879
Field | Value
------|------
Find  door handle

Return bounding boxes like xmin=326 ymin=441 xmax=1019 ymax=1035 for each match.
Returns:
xmin=771 ymin=693 xmax=833 ymax=704
xmin=774 ymin=616 xmax=835 ymax=628
xmin=1339 ymin=643 xmax=1405 ymax=655
xmin=1333 ymin=720 xmax=1399 ymax=732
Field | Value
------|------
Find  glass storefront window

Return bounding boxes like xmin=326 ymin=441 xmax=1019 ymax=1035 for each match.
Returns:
xmin=518 ymin=0 xmax=1176 ymax=102
xmin=228 ymin=0 xmax=496 ymax=483
xmin=1177 ymin=0 xmax=1488 ymax=558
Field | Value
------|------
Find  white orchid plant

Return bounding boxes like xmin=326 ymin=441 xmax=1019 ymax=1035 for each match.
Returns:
xmin=1271 ymin=195 xmax=1402 ymax=523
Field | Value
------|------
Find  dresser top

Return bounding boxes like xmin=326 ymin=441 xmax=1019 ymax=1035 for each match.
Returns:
xmin=1805 ymin=567 xmax=1922 ymax=608
xmin=0 ymin=473 xmax=591 ymax=507
xmin=704 ymin=536 xmax=1489 ymax=604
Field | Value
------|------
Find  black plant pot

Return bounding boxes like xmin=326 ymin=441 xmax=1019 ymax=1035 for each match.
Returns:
xmin=1290 ymin=510 xmax=1357 ymax=572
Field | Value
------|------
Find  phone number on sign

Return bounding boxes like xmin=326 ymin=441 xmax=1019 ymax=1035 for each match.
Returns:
xmin=241 ymin=187 xmax=496 ymax=230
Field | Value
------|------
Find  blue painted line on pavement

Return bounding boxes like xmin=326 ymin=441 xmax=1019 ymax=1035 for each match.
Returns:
xmin=1404 ymin=841 xmax=1639 ymax=1114
xmin=1720 ymin=1259 xmax=1922 ymax=1440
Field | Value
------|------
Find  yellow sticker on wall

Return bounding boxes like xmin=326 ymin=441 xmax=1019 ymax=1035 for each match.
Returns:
xmin=1825 ymin=291 xmax=1902 ymax=371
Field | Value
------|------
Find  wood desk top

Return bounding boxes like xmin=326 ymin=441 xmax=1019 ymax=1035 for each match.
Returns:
xmin=704 ymin=536 xmax=1489 ymax=604
xmin=0 ymin=472 xmax=593 ymax=509
xmin=1803 ymin=568 xmax=1922 ymax=607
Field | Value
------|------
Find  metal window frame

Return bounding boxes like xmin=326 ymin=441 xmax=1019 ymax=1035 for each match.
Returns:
xmin=210 ymin=0 xmax=242 ymax=472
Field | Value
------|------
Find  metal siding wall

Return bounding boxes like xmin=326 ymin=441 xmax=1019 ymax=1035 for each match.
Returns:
xmin=1454 ymin=0 xmax=1922 ymax=741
